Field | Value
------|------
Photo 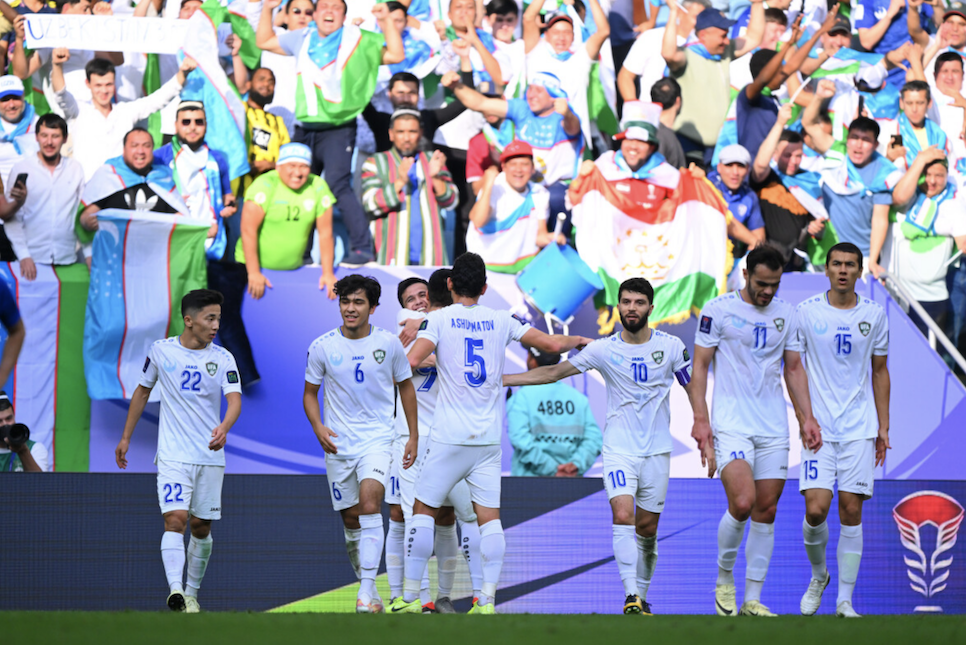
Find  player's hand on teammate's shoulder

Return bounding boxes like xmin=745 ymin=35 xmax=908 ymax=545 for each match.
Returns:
xmin=575 ymin=336 xmax=594 ymax=350
xmin=399 ymin=317 xmax=423 ymax=346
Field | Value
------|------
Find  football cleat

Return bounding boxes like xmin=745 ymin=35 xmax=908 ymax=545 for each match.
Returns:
xmin=800 ymin=571 xmax=830 ymax=616
xmin=836 ymin=601 xmax=862 ymax=618
xmin=715 ymin=584 xmax=737 ymax=616
xmin=435 ymin=597 xmax=456 ymax=614
xmin=370 ymin=596 xmax=385 ymax=614
xmin=388 ymin=597 xmax=422 ymax=614
xmin=356 ymin=597 xmax=372 ymax=614
xmin=468 ymin=601 xmax=496 ymax=615
xmin=739 ymin=600 xmax=778 ymax=617
xmin=422 ymin=601 xmax=437 ymax=614
xmin=623 ymin=594 xmax=644 ymax=615
xmin=641 ymin=600 xmax=653 ymax=616
xmin=167 ymin=591 xmax=186 ymax=612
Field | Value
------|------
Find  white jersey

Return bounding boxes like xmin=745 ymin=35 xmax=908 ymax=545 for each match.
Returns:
xmin=394 ymin=309 xmax=438 ymax=438
xmin=140 ymin=337 xmax=242 ymax=466
xmin=795 ymin=292 xmax=889 ymax=442
xmin=417 ymin=303 xmax=531 ymax=445
xmin=305 ymin=325 xmax=412 ymax=460
xmin=695 ymin=291 xmax=802 ymax=438
xmin=570 ymin=330 xmax=691 ymax=457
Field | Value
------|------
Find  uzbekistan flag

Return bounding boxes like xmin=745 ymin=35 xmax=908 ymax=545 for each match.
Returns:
xmin=812 ymin=48 xmax=884 ymax=78
xmin=0 ymin=263 xmax=90 ymax=471
xmin=83 ymin=209 xmax=209 ymax=400
xmin=571 ymin=166 xmax=731 ymax=325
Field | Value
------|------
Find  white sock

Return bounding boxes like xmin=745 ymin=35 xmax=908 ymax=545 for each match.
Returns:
xmin=716 ymin=511 xmax=746 ymax=586
xmin=435 ymin=523 xmax=459 ymax=599
xmin=403 ymin=514 xmax=435 ymax=603
xmin=837 ymin=524 xmax=863 ymax=606
xmin=637 ymin=534 xmax=658 ymax=601
xmin=185 ymin=534 xmax=213 ymax=596
xmin=420 ymin=564 xmax=432 ymax=605
xmin=459 ymin=519 xmax=483 ymax=598
xmin=803 ymin=518 xmax=829 ymax=581
xmin=161 ymin=531 xmax=185 ymax=594
xmin=358 ymin=514 xmax=384 ymax=598
xmin=478 ymin=519 xmax=505 ymax=606
xmin=744 ymin=521 xmax=775 ymax=603
xmin=386 ymin=520 xmax=405 ymax=599
xmin=612 ymin=524 xmax=638 ymax=597
xmin=344 ymin=527 xmax=361 ymax=580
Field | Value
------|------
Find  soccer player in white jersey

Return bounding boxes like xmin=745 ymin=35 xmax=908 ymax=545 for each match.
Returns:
xmin=386 ymin=273 xmax=484 ymax=614
xmin=115 ymin=289 xmax=242 ymax=614
xmin=691 ymin=245 xmax=823 ymax=617
xmin=504 ymin=277 xmax=702 ymax=616
xmin=303 ymin=274 xmax=418 ymax=614
xmin=793 ymin=243 xmax=890 ymax=618
xmin=389 ymin=252 xmax=593 ymax=614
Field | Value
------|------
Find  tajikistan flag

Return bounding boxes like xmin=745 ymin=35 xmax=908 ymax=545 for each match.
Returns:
xmin=0 ymin=263 xmax=90 ymax=471
xmin=571 ymin=167 xmax=731 ymax=325
xmin=83 ymin=210 xmax=209 ymax=400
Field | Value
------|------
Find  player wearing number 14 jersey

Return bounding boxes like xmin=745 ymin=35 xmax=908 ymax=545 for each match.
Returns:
xmin=793 ymin=243 xmax=890 ymax=619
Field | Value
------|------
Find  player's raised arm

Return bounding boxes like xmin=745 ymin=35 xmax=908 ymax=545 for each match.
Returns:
xmin=396 ymin=378 xmax=419 ymax=469
xmin=688 ymin=344 xmax=715 ymax=478
xmin=116 ymin=384 xmax=152 ymax=469
xmin=303 ymin=381 xmax=338 ymax=454
xmin=872 ymin=354 xmax=890 ymax=466
xmin=209 ymin=391 xmax=241 ymax=452
xmin=783 ymin=349 xmax=822 ymax=452
xmin=519 ymin=328 xmax=593 ymax=356
xmin=503 ymin=360 xmax=580 ymax=387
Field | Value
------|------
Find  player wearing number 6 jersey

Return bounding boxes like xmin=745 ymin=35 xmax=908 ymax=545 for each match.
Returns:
xmin=691 ymin=245 xmax=822 ymax=618
xmin=792 ymin=243 xmax=890 ymax=619
xmin=388 ymin=252 xmax=593 ymax=615
xmin=116 ymin=289 xmax=243 ymax=614
xmin=303 ymin=275 xmax=418 ymax=614
xmin=505 ymin=277 xmax=702 ymax=616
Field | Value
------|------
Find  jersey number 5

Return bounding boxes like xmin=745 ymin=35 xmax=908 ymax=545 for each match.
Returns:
xmin=464 ymin=338 xmax=487 ymax=387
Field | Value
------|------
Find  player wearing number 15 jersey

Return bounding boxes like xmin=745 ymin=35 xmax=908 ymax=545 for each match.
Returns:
xmin=794 ymin=243 xmax=890 ymax=619
xmin=389 ymin=252 xmax=592 ymax=615
xmin=115 ymin=289 xmax=243 ymax=615
xmin=505 ymin=278 xmax=701 ymax=616
xmin=691 ymin=246 xmax=822 ymax=618
xmin=303 ymin=275 xmax=418 ymax=614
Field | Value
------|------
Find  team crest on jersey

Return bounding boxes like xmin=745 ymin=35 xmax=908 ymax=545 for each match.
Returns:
xmin=206 ymin=362 xmax=218 ymax=376
xmin=774 ymin=318 xmax=785 ymax=332
xmin=859 ymin=321 xmax=871 ymax=337
xmin=373 ymin=349 xmax=386 ymax=364
xmin=652 ymin=351 xmax=664 ymax=364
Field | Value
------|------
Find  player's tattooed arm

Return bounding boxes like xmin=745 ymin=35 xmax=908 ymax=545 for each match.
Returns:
xmin=783 ymin=350 xmax=822 ymax=452
xmin=116 ymin=384 xmax=152 ymax=469
xmin=397 ymin=378 xmax=419 ymax=469
xmin=209 ymin=391 xmax=241 ymax=451
xmin=303 ymin=381 xmax=339 ymax=454
xmin=689 ymin=345 xmax=716 ymax=478
xmin=503 ymin=361 xmax=580 ymax=387
xmin=872 ymin=354 xmax=891 ymax=467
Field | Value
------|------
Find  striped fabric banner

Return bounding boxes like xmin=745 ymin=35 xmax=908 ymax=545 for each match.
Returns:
xmin=0 ymin=263 xmax=90 ymax=471
xmin=83 ymin=209 xmax=209 ymax=400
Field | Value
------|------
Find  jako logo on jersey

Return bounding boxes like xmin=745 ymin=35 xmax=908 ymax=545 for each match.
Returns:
xmin=893 ymin=491 xmax=965 ymax=612
xmin=773 ymin=318 xmax=785 ymax=332
xmin=859 ymin=322 xmax=871 ymax=337
xmin=652 ymin=351 xmax=664 ymax=364
xmin=699 ymin=315 xmax=713 ymax=334
xmin=373 ymin=349 xmax=386 ymax=364
xmin=206 ymin=362 xmax=218 ymax=376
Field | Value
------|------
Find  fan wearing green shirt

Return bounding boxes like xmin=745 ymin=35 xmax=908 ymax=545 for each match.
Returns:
xmin=237 ymin=143 xmax=338 ymax=300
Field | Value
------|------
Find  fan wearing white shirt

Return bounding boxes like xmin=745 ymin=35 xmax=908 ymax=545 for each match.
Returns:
xmin=303 ymin=274 xmax=418 ymax=614
xmin=115 ymin=289 xmax=243 ymax=614
xmin=389 ymin=252 xmax=593 ymax=614
xmin=793 ymin=243 xmax=890 ymax=619
xmin=691 ymin=244 xmax=823 ymax=618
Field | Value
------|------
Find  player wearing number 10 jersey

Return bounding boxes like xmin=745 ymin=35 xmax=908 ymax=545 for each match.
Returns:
xmin=793 ymin=243 xmax=890 ymax=619
xmin=505 ymin=278 xmax=701 ymax=616
xmin=389 ymin=252 xmax=592 ymax=614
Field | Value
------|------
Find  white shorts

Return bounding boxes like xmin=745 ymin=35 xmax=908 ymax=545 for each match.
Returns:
xmin=414 ymin=439 xmax=501 ymax=510
xmin=715 ymin=432 xmax=789 ymax=480
xmin=386 ymin=434 xmax=407 ymax=505
xmin=800 ymin=438 xmax=875 ymax=499
xmin=325 ymin=450 xmax=391 ymax=512
xmin=602 ymin=452 xmax=671 ymax=514
xmin=157 ymin=459 xmax=224 ymax=520
xmin=399 ymin=438 xmax=477 ymax=521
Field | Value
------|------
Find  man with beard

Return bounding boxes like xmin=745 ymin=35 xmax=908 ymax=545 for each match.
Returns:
xmin=504 ymin=277 xmax=700 ymax=616
xmin=241 ymin=68 xmax=291 ymax=199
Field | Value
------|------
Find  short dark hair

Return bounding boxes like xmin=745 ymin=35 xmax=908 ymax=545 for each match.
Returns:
xmin=0 ymin=390 xmax=11 ymax=412
xmin=37 ymin=113 xmax=67 ymax=138
xmin=848 ymin=116 xmax=880 ymax=141
xmin=826 ymin=242 xmax=863 ymax=268
xmin=385 ymin=1 xmax=407 ymax=13
xmin=85 ymin=57 xmax=116 ymax=81
xmin=814 ymin=111 xmax=832 ymax=127
xmin=650 ymin=77 xmax=681 ymax=110
xmin=617 ymin=277 xmax=654 ymax=305
xmin=486 ymin=0 xmax=519 ymax=16
xmin=428 ymin=269 xmax=453 ymax=307
xmin=901 ymin=79 xmax=931 ymax=101
xmin=750 ymin=49 xmax=779 ymax=81
xmin=525 ymin=344 xmax=560 ymax=367
xmin=397 ymin=277 xmax=428 ymax=307
xmin=389 ymin=72 xmax=420 ymax=93
xmin=935 ymin=51 xmax=964 ymax=76
xmin=182 ymin=289 xmax=224 ymax=318
xmin=123 ymin=127 xmax=152 ymax=146
xmin=745 ymin=245 xmax=785 ymax=276
xmin=779 ymin=129 xmax=803 ymax=144
xmin=285 ymin=0 xmax=315 ymax=12
xmin=764 ymin=7 xmax=788 ymax=26
xmin=335 ymin=274 xmax=381 ymax=307
xmin=451 ymin=252 xmax=487 ymax=298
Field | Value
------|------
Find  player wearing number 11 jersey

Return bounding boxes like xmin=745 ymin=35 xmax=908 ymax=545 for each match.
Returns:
xmin=793 ymin=243 xmax=890 ymax=619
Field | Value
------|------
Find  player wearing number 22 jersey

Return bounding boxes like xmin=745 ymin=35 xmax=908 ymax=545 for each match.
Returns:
xmin=794 ymin=243 xmax=890 ymax=619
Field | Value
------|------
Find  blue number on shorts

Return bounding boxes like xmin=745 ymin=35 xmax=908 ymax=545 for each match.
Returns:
xmin=389 ymin=476 xmax=400 ymax=496
xmin=163 ymin=483 xmax=184 ymax=503
xmin=631 ymin=363 xmax=648 ymax=383
xmin=608 ymin=470 xmax=627 ymax=488
xmin=835 ymin=333 xmax=852 ymax=356
xmin=416 ymin=367 xmax=437 ymax=392
xmin=730 ymin=450 xmax=746 ymax=460
xmin=354 ymin=363 xmax=364 ymax=383
xmin=180 ymin=370 xmax=202 ymax=392
xmin=464 ymin=338 xmax=486 ymax=387
xmin=332 ymin=483 xmax=342 ymax=501
xmin=804 ymin=460 xmax=818 ymax=481
xmin=753 ymin=327 xmax=767 ymax=349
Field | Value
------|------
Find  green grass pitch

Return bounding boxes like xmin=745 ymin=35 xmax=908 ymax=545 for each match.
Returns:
xmin=6 ymin=613 xmax=965 ymax=645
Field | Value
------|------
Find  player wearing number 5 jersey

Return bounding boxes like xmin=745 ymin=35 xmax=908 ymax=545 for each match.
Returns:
xmin=116 ymin=289 xmax=243 ymax=615
xmin=691 ymin=245 xmax=822 ymax=618
xmin=793 ymin=243 xmax=890 ymax=619
xmin=505 ymin=278 xmax=701 ymax=616
xmin=389 ymin=252 xmax=593 ymax=614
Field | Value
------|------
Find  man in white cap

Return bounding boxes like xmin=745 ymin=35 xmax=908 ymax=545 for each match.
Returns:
xmin=708 ymin=144 xmax=765 ymax=276
xmin=827 ymin=63 xmax=900 ymax=142
xmin=0 ymin=75 xmax=38 ymax=188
